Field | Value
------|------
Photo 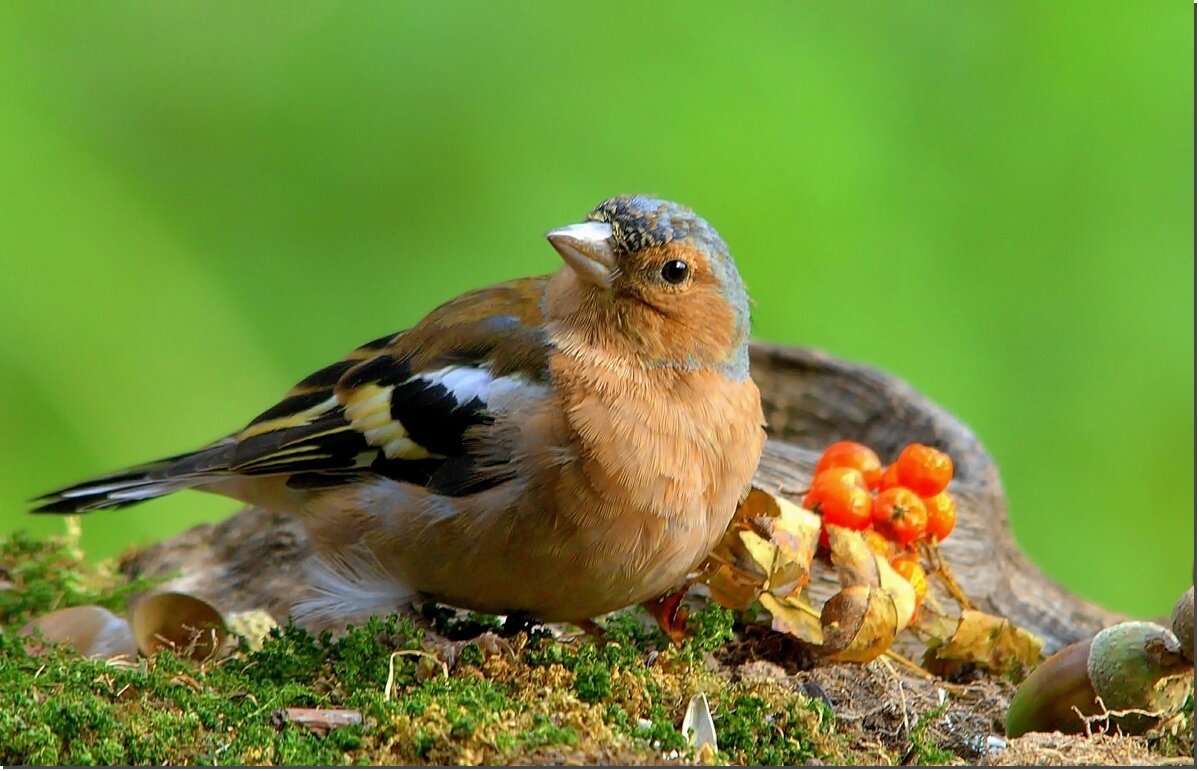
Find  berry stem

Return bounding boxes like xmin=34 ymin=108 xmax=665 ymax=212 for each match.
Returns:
xmin=920 ymin=542 xmax=975 ymax=610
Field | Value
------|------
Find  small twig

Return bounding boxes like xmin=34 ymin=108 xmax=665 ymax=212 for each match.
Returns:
xmin=882 ymin=648 xmax=935 ymax=680
xmin=1072 ymin=694 xmax=1175 ymax=733
xmin=1072 ymin=704 xmax=1100 ymax=738
xmin=63 ymin=515 xmax=84 ymax=560
xmin=879 ymin=657 xmax=911 ymax=738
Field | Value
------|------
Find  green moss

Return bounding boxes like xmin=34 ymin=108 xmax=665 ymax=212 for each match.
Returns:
xmin=0 ymin=531 xmax=850 ymax=765
xmin=0 ymin=529 xmax=159 ymax=628
xmin=572 ymin=660 xmax=612 ymax=702
xmin=680 ymin=604 xmax=736 ymax=660
xmin=907 ymin=700 xmax=956 ymax=765
xmin=510 ymin=714 xmax=579 ymax=749
xmin=627 ymin=702 xmax=691 ymax=753
xmin=712 ymin=691 xmax=835 ymax=764
xmin=603 ymin=608 xmax=672 ymax=650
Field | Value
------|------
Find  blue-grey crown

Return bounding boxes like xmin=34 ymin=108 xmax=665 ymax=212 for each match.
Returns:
xmin=588 ymin=195 xmax=751 ymax=379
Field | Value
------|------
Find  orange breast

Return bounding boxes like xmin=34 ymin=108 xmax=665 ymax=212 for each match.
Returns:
xmin=534 ymin=348 xmax=767 ymax=606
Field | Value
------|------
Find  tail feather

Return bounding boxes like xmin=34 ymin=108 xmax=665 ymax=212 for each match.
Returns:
xmin=30 ymin=441 xmax=235 ymax=514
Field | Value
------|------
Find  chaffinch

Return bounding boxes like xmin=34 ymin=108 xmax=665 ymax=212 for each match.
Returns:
xmin=33 ymin=195 xmax=767 ymax=632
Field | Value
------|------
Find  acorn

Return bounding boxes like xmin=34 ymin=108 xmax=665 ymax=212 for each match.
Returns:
xmin=18 ymin=605 xmax=138 ymax=662
xmin=1171 ymin=586 xmax=1194 ymax=663
xmin=1006 ymin=621 xmax=1193 ymax=737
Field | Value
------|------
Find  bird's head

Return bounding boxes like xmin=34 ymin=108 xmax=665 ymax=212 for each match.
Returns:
xmin=545 ymin=195 xmax=751 ymax=379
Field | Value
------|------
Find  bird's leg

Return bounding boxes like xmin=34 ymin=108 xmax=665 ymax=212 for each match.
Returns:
xmin=569 ymin=618 xmax=609 ymax=640
xmin=409 ymin=602 xmax=519 ymax=665
xmin=642 ymin=586 xmax=691 ymax=645
xmin=500 ymin=611 xmax=539 ymax=637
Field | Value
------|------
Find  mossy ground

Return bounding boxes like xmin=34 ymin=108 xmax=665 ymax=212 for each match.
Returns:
xmin=1 ymin=530 xmax=1192 ymax=766
xmin=1 ymin=531 xmax=846 ymax=765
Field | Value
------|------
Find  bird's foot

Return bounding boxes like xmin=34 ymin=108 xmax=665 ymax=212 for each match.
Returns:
xmin=642 ymin=586 xmax=691 ymax=645
xmin=566 ymin=617 xmax=608 ymax=641
xmin=423 ymin=630 xmax=515 ymax=673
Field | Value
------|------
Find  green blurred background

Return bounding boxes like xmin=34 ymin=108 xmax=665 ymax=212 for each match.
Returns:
xmin=0 ymin=1 xmax=1192 ymax=617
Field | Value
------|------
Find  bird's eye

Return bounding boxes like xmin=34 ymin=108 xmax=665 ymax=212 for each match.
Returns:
xmin=660 ymin=259 xmax=690 ymax=284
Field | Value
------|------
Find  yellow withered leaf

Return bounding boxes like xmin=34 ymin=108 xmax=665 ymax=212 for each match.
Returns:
xmin=759 ymin=592 xmax=823 ymax=644
xmin=767 ymin=499 xmax=821 ymax=596
xmin=925 ymin=609 xmax=1043 ymax=678
xmin=706 ymin=563 xmax=765 ymax=610
xmin=738 ymin=529 xmax=779 ymax=576
xmin=703 ymin=488 xmax=939 ymax=666
xmin=820 ymin=585 xmax=901 ymax=662
xmin=826 ymin=526 xmax=917 ymax=635
xmin=873 ymin=555 xmax=918 ymax=634
xmin=827 ymin=525 xmax=881 ymax=588
xmin=704 ymin=487 xmax=821 ymax=608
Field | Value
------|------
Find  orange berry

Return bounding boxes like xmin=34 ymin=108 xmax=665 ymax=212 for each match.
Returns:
xmin=822 ymin=486 xmax=873 ymax=531
xmin=815 ymin=441 xmax=883 ymax=489
xmin=923 ymin=492 xmax=957 ymax=543
xmin=808 ymin=467 xmax=867 ymax=494
xmin=879 ymin=463 xmax=901 ymax=490
xmin=804 ymin=467 xmax=872 ymax=531
xmin=872 ymin=487 xmax=928 ymax=545
xmin=894 ymin=443 xmax=954 ymax=497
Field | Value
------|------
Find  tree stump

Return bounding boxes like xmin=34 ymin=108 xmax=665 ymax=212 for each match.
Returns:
xmin=121 ymin=343 xmax=1124 ymax=652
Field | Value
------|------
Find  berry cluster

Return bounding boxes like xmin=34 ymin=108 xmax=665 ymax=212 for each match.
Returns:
xmin=803 ymin=440 xmax=957 ymax=615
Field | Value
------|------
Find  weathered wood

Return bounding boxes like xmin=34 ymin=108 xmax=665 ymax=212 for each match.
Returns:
xmin=121 ymin=342 xmax=1123 ymax=652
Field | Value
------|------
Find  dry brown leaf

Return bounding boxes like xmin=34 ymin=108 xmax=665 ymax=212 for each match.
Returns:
xmin=925 ymin=609 xmax=1043 ymax=678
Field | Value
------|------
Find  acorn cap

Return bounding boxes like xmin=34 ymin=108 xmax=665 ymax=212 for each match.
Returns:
xmin=1086 ymin=621 xmax=1192 ymax=734
xmin=130 ymin=591 xmax=227 ymax=661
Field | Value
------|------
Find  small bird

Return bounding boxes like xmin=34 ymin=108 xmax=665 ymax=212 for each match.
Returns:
xmin=33 ymin=195 xmax=766 ymax=635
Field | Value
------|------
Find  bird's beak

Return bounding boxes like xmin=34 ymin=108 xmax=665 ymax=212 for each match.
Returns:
xmin=546 ymin=221 xmax=616 ymax=288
